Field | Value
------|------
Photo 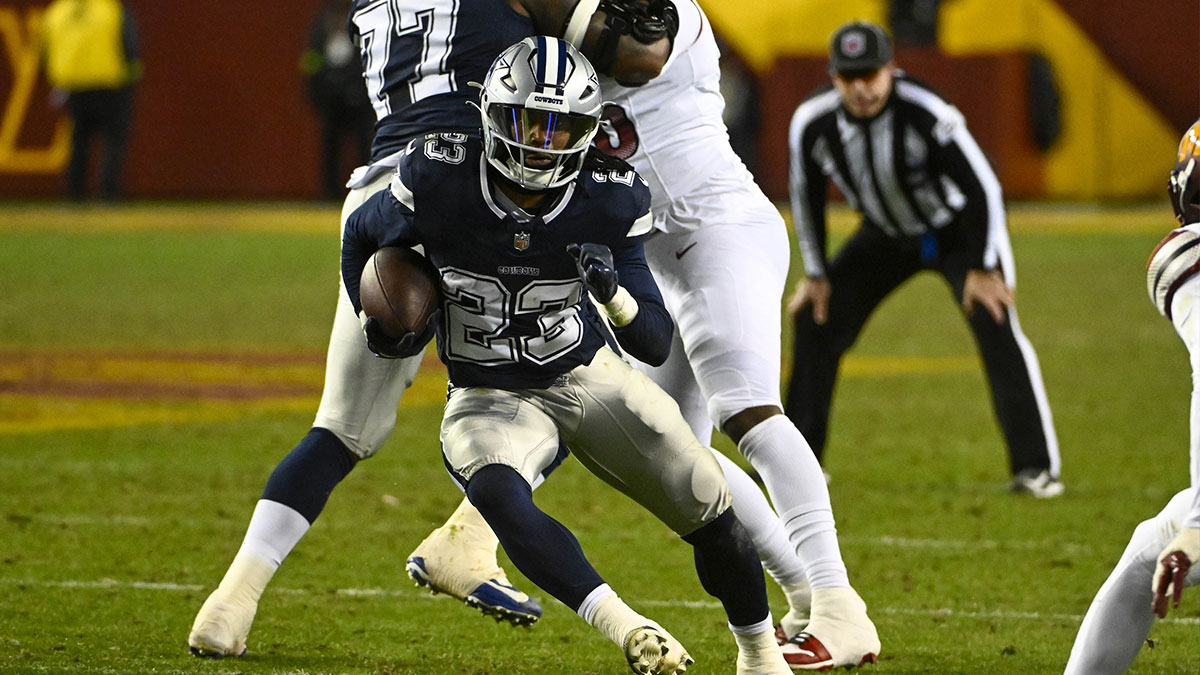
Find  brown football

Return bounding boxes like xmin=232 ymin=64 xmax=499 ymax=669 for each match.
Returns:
xmin=359 ymin=247 xmax=442 ymax=337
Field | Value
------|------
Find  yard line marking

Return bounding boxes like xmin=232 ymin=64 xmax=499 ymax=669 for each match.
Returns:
xmin=7 ymin=576 xmax=1200 ymax=625
xmin=841 ymin=535 xmax=1096 ymax=555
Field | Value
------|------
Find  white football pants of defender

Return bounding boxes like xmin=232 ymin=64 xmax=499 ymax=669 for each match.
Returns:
xmin=1064 ymin=488 xmax=1200 ymax=674
xmin=441 ymin=346 xmax=731 ymax=535
xmin=1065 ymin=277 xmax=1200 ymax=674
xmin=637 ymin=176 xmax=849 ymax=592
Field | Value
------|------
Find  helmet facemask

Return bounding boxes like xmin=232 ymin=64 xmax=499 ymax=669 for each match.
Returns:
xmin=479 ymin=37 xmax=603 ymax=190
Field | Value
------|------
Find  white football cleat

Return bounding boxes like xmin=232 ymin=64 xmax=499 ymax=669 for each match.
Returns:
xmin=623 ymin=623 xmax=693 ymax=674
xmin=781 ymin=587 xmax=879 ymax=671
xmin=1010 ymin=469 xmax=1064 ymax=499
xmin=187 ymin=553 xmax=275 ymax=658
xmin=406 ymin=523 xmax=542 ymax=626
xmin=188 ymin=588 xmax=255 ymax=658
xmin=776 ymin=578 xmax=813 ymax=641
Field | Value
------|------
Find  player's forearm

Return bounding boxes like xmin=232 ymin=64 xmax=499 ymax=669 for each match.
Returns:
xmin=340 ymin=229 xmax=376 ymax=315
xmin=611 ymin=297 xmax=672 ymax=366
xmin=341 ymin=191 xmax=407 ymax=314
xmin=555 ymin=0 xmax=675 ymax=86
xmin=609 ymin=249 xmax=672 ymax=365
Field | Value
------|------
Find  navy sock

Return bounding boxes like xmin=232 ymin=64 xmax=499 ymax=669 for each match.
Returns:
xmin=260 ymin=428 xmax=357 ymax=524
xmin=466 ymin=464 xmax=603 ymax=611
xmin=682 ymin=508 xmax=770 ymax=626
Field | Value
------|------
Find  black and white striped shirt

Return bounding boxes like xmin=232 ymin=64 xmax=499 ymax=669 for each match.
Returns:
xmin=787 ymin=71 xmax=1009 ymax=278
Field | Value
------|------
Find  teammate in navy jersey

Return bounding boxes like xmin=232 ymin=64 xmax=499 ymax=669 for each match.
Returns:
xmin=341 ymin=37 xmax=790 ymax=675
xmin=187 ymin=0 xmax=677 ymax=660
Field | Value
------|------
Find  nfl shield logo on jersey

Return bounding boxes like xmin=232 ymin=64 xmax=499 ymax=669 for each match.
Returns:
xmin=513 ymin=232 xmax=531 ymax=251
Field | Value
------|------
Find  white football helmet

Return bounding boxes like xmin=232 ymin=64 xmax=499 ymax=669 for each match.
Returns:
xmin=479 ymin=36 xmax=603 ymax=190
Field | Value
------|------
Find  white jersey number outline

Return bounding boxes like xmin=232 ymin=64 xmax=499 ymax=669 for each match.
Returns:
xmin=441 ymin=269 xmax=584 ymax=366
xmin=352 ymin=0 xmax=458 ymax=119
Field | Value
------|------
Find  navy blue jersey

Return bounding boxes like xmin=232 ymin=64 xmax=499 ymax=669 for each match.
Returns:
xmin=348 ymin=0 xmax=534 ymax=160
xmin=343 ymin=134 xmax=671 ymax=389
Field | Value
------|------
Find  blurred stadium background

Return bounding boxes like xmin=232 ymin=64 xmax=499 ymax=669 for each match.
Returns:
xmin=1 ymin=0 xmax=1195 ymax=201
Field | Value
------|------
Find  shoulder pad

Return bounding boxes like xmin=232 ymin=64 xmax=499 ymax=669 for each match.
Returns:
xmin=1147 ymin=226 xmax=1200 ymax=319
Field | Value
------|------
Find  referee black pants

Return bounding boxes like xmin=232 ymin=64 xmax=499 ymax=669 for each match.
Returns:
xmin=784 ymin=224 xmax=1056 ymax=476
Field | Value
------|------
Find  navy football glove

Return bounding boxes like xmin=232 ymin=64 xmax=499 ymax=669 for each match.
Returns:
xmin=362 ymin=311 xmax=439 ymax=359
xmin=567 ymin=243 xmax=618 ymax=302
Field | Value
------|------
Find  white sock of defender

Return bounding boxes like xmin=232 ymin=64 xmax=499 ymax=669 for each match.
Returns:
xmin=710 ymin=447 xmax=809 ymax=588
xmin=738 ymin=415 xmax=849 ymax=590
xmin=578 ymin=585 xmax=648 ymax=646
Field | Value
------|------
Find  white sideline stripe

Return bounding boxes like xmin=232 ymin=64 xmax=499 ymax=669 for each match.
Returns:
xmin=8 ymin=576 xmax=1200 ymax=626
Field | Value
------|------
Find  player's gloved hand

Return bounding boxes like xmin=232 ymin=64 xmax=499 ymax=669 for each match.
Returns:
xmin=567 ymin=243 xmax=618 ymax=302
xmin=361 ymin=311 xmax=439 ymax=359
xmin=1152 ymin=526 xmax=1200 ymax=618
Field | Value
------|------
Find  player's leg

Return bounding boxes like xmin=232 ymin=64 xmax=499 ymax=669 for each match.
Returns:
xmin=784 ymin=225 xmax=919 ymax=463
xmin=942 ymin=256 xmax=1061 ymax=494
xmin=188 ymin=173 xmax=425 ymax=657
xmin=637 ymin=332 xmax=813 ymax=634
xmin=644 ymin=194 xmax=887 ymax=669
xmin=1064 ymin=489 xmax=1200 ymax=674
xmin=442 ymin=386 xmax=690 ymax=674
xmin=558 ymin=348 xmax=790 ymax=673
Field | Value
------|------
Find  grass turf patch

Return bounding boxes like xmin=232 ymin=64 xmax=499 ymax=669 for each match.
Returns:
xmin=1 ymin=202 xmax=1198 ymax=673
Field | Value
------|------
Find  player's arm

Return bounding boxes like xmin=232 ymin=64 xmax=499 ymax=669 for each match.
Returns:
xmin=341 ymin=178 xmax=420 ymax=316
xmin=519 ymin=0 xmax=676 ymax=86
xmin=1152 ymin=390 xmax=1200 ymax=617
xmin=568 ymin=235 xmax=673 ymax=366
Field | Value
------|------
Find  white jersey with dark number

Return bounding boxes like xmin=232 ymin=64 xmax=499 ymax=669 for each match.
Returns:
xmin=595 ymin=0 xmax=754 ymax=229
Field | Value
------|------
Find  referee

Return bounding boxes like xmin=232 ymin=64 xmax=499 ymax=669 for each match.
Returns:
xmin=783 ymin=20 xmax=1062 ymax=497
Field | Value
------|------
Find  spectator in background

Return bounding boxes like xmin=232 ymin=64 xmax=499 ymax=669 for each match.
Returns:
xmin=301 ymin=0 xmax=373 ymax=201
xmin=40 ymin=0 xmax=141 ymax=201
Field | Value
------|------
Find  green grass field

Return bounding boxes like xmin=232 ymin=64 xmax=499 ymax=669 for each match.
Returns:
xmin=1 ymin=201 xmax=1197 ymax=674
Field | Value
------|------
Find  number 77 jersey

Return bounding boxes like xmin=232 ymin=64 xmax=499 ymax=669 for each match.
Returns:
xmin=349 ymin=0 xmax=535 ymax=161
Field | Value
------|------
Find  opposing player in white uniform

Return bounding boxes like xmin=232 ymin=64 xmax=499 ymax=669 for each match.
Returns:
xmin=1064 ymin=119 xmax=1200 ymax=674
xmin=581 ymin=1 xmax=880 ymax=668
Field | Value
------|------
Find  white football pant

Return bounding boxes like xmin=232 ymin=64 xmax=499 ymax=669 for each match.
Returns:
xmin=441 ymin=346 xmax=731 ymax=535
xmin=314 ymin=169 xmax=423 ymax=458
xmin=637 ymin=178 xmax=846 ymax=590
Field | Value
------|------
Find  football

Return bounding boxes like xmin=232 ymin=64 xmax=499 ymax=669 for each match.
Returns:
xmin=359 ymin=246 xmax=442 ymax=337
